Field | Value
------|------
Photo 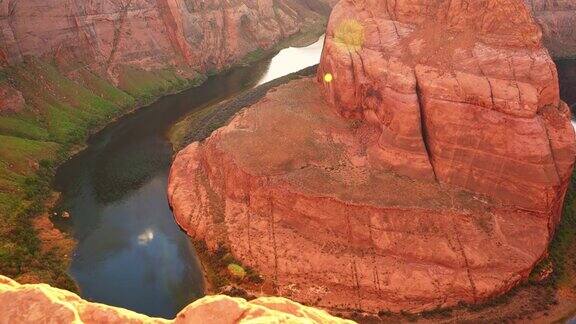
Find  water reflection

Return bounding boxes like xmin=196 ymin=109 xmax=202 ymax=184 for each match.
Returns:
xmin=138 ymin=228 xmax=155 ymax=246
xmin=55 ymin=62 xmax=271 ymax=318
xmin=257 ymin=35 xmax=324 ymax=85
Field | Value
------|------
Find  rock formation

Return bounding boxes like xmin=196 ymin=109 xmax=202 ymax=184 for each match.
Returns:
xmin=0 ymin=0 xmax=332 ymax=81
xmin=168 ymin=0 xmax=576 ymax=314
xmin=526 ymin=0 xmax=576 ymax=58
xmin=0 ymin=275 xmax=351 ymax=323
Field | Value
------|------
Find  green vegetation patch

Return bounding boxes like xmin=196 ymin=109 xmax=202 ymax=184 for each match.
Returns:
xmin=192 ymin=241 xmax=263 ymax=290
xmin=0 ymin=115 xmax=50 ymax=141
xmin=74 ymin=68 xmax=135 ymax=109
xmin=0 ymin=135 xmax=59 ymax=175
xmin=548 ymin=173 xmax=576 ymax=286
xmin=5 ymin=58 xmax=131 ymax=144
xmin=0 ymin=56 xmax=209 ymax=290
xmin=118 ymin=65 xmax=203 ymax=104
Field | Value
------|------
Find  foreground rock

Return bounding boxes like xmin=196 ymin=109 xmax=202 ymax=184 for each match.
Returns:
xmin=169 ymin=0 xmax=576 ymax=314
xmin=0 ymin=276 xmax=351 ymax=323
xmin=526 ymin=0 xmax=576 ymax=58
xmin=0 ymin=83 xmax=25 ymax=113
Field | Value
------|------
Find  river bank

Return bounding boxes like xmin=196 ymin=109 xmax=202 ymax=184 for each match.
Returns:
xmin=0 ymin=21 xmax=327 ymax=297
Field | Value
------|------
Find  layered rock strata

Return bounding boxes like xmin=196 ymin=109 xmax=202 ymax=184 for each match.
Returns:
xmin=318 ymin=0 xmax=575 ymax=218
xmin=169 ymin=0 xmax=576 ymax=314
xmin=0 ymin=275 xmax=351 ymax=323
xmin=0 ymin=0 xmax=332 ymax=80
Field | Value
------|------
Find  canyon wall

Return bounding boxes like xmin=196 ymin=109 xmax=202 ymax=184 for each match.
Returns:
xmin=0 ymin=0 xmax=332 ymax=79
xmin=318 ymin=0 xmax=575 ymax=218
xmin=0 ymin=275 xmax=352 ymax=323
xmin=526 ymin=0 xmax=576 ymax=58
xmin=168 ymin=0 xmax=576 ymax=314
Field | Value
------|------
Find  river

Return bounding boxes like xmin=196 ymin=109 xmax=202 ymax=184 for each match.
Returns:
xmin=53 ymin=35 xmax=325 ymax=319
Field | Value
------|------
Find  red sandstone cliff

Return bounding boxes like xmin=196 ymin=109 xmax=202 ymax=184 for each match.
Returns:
xmin=526 ymin=0 xmax=576 ymax=58
xmin=168 ymin=0 xmax=576 ymax=314
xmin=318 ymin=0 xmax=575 ymax=219
xmin=0 ymin=0 xmax=332 ymax=81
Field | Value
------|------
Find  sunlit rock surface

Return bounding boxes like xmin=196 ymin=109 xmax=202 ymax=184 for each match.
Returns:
xmin=0 ymin=275 xmax=352 ymax=323
xmin=318 ymin=0 xmax=576 ymax=214
xmin=169 ymin=0 xmax=576 ymax=314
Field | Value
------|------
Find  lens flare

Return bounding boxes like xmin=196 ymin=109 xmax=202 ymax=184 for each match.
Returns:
xmin=324 ymin=73 xmax=333 ymax=83
xmin=334 ymin=19 xmax=365 ymax=52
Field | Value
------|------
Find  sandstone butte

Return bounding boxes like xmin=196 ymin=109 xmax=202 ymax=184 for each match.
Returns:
xmin=0 ymin=275 xmax=352 ymax=323
xmin=168 ymin=0 xmax=576 ymax=314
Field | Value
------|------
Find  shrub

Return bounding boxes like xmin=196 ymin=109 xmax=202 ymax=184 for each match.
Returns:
xmin=227 ymin=263 xmax=246 ymax=280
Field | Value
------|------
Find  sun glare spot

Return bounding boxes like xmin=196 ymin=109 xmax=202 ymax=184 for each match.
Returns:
xmin=324 ymin=73 xmax=333 ymax=83
xmin=137 ymin=228 xmax=155 ymax=246
xmin=334 ymin=19 xmax=365 ymax=52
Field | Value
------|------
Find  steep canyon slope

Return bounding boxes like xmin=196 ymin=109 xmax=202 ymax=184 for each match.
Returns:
xmin=0 ymin=0 xmax=334 ymax=74
xmin=168 ymin=0 xmax=576 ymax=314
xmin=0 ymin=0 xmax=332 ymax=288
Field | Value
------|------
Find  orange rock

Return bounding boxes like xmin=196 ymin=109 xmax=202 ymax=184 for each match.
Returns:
xmin=169 ymin=0 xmax=575 ymax=314
xmin=318 ymin=0 xmax=575 ymax=213
xmin=0 ymin=275 xmax=352 ymax=323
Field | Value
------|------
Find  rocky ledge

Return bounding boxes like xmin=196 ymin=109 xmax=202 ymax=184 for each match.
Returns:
xmin=168 ymin=0 xmax=576 ymax=314
xmin=0 ymin=275 xmax=351 ymax=323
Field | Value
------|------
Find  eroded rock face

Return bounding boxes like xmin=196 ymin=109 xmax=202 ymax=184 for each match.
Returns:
xmin=318 ymin=0 xmax=575 ymax=214
xmin=0 ymin=275 xmax=352 ymax=323
xmin=526 ymin=0 xmax=576 ymax=58
xmin=168 ymin=0 xmax=576 ymax=314
xmin=0 ymin=0 xmax=331 ymax=80
xmin=0 ymin=82 xmax=25 ymax=114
